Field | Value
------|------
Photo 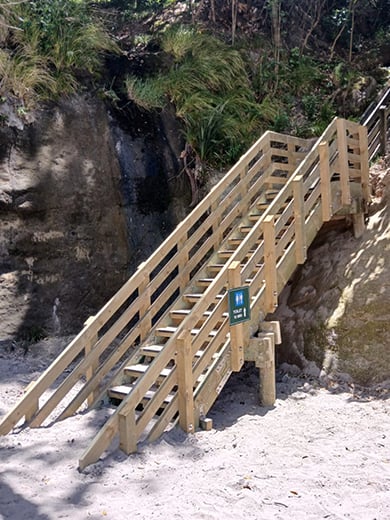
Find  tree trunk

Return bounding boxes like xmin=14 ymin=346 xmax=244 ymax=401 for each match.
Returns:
xmin=270 ymin=0 xmax=282 ymax=80
xmin=232 ymin=0 xmax=238 ymax=45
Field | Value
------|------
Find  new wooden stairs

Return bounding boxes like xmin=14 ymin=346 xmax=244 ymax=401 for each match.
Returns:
xmin=0 ymin=116 xmax=378 ymax=470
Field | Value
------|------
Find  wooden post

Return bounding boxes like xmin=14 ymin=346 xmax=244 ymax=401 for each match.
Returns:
xmin=119 ymin=409 xmax=137 ymax=455
xmin=352 ymin=213 xmax=365 ymax=239
xmin=240 ymin=165 xmax=250 ymax=214
xmin=84 ymin=317 xmax=99 ymax=408
xmin=247 ymin=335 xmax=276 ymax=407
xmin=24 ymin=381 xmax=38 ymax=422
xmin=259 ymin=349 xmax=276 ymax=407
xmin=293 ymin=175 xmax=306 ymax=264
xmin=177 ymin=334 xmax=195 ymax=433
xmin=358 ymin=124 xmax=370 ymax=205
xmin=138 ymin=270 xmax=151 ymax=341
xmin=228 ymin=261 xmax=246 ymax=372
xmin=379 ymin=106 xmax=388 ymax=156
xmin=260 ymin=321 xmax=282 ymax=344
xmin=319 ymin=141 xmax=332 ymax=221
xmin=263 ymin=216 xmax=278 ymax=314
xmin=336 ymin=118 xmax=352 ymax=206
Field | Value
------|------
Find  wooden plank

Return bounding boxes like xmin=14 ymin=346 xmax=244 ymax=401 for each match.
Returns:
xmin=293 ymin=175 xmax=306 ymax=264
xmin=336 ymin=118 xmax=352 ymax=205
xmin=193 ymin=343 xmax=232 ymax=425
xmin=228 ymin=261 xmax=245 ymax=372
xmin=135 ymin=366 xmax=178 ymax=435
xmin=119 ymin=409 xmax=137 ymax=455
xmin=319 ymin=141 xmax=332 ymax=221
xmin=176 ymin=334 xmax=195 ymax=433
xmin=379 ymin=106 xmax=388 ymax=155
xmin=263 ymin=216 xmax=278 ymax=313
xmin=79 ymin=414 xmax=119 ymax=470
xmin=192 ymin=328 xmax=229 ymax=385
xmin=358 ymin=125 xmax=370 ymax=204
xmin=24 ymin=381 xmax=38 ymax=423
xmin=58 ymin=324 xmax=141 ymax=421
xmin=84 ymin=334 xmax=98 ymax=408
xmin=146 ymin=394 xmax=179 ymax=443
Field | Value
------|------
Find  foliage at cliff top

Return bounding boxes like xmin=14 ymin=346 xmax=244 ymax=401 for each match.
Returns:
xmin=126 ymin=26 xmax=280 ymax=165
xmin=0 ymin=0 xmax=118 ymax=107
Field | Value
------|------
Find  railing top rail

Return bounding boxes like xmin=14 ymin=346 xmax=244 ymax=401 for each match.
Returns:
xmin=360 ymin=83 xmax=390 ymax=127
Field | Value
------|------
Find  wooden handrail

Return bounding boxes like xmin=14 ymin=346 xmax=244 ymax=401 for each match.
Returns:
xmin=360 ymin=84 xmax=390 ymax=158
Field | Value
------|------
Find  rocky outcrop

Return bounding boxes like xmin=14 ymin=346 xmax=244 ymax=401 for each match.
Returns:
xmin=0 ymin=95 xmax=187 ymax=341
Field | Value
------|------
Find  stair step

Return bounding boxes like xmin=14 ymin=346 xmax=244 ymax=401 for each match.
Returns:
xmin=108 ymin=384 xmax=133 ymax=400
xmin=218 ymin=249 xmax=255 ymax=259
xmin=170 ymin=309 xmax=229 ymax=321
xmin=124 ymin=364 xmax=172 ymax=379
xmin=198 ymin=276 xmax=253 ymax=287
xmin=156 ymin=326 xmax=218 ymax=338
xmin=197 ymin=277 xmax=215 ymax=287
xmin=183 ymin=293 xmax=224 ymax=303
xmin=207 ymin=263 xmax=227 ymax=273
xmin=239 ymin=224 xmax=253 ymax=233
xmin=228 ymin=237 xmax=243 ymax=246
xmin=228 ymin=237 xmax=261 ymax=246
xmin=108 ymin=385 xmax=174 ymax=405
xmin=257 ymin=200 xmax=288 ymax=211
xmin=140 ymin=344 xmax=164 ymax=357
xmin=248 ymin=213 xmax=261 ymax=222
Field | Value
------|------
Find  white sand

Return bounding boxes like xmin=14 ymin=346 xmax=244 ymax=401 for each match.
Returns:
xmin=1 ymin=350 xmax=389 ymax=520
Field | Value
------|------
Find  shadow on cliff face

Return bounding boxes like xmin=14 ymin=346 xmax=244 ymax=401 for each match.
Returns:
xmin=0 ymin=97 xmax=129 ymax=342
xmin=0 ymin=94 xmax=190 ymax=345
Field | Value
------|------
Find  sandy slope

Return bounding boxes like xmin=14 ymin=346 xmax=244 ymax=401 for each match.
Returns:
xmin=1 ymin=349 xmax=389 ymax=520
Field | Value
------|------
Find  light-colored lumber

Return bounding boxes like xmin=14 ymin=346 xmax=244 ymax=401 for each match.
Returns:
xmin=293 ymin=175 xmax=307 ymax=265
xmin=358 ymin=125 xmax=370 ymax=203
xmin=2 ymin=115 xmax=377 ymax=470
xmin=119 ymin=409 xmax=137 ymax=455
xmin=319 ymin=141 xmax=332 ymax=221
xmin=177 ymin=334 xmax=195 ymax=433
xmin=336 ymin=118 xmax=352 ymax=206
xmin=228 ymin=261 xmax=246 ymax=372
xmin=263 ymin=216 xmax=278 ymax=313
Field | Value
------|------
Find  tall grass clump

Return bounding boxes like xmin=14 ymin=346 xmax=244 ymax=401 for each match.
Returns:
xmin=126 ymin=26 xmax=274 ymax=166
xmin=0 ymin=0 xmax=118 ymax=106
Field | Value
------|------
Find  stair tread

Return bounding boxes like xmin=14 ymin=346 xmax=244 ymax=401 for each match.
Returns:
xmin=183 ymin=293 xmax=224 ymax=301
xmin=171 ymin=309 xmax=229 ymax=319
xmin=109 ymin=385 xmax=174 ymax=404
xmin=124 ymin=364 xmax=172 ymax=378
xmin=157 ymin=326 xmax=218 ymax=337
xmin=141 ymin=345 xmax=164 ymax=355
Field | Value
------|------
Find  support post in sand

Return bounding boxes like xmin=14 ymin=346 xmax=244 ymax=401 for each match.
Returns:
xmin=245 ymin=329 xmax=277 ymax=407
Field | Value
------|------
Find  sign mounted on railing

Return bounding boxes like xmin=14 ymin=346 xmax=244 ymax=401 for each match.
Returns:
xmin=228 ymin=286 xmax=250 ymax=325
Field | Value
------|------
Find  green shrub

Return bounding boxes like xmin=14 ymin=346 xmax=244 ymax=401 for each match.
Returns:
xmin=125 ymin=26 xmax=271 ymax=166
xmin=0 ymin=0 xmax=118 ymax=103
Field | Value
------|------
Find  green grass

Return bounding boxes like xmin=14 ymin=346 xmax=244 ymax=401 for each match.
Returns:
xmin=0 ymin=0 xmax=118 ymax=105
xmin=125 ymin=26 xmax=275 ymax=166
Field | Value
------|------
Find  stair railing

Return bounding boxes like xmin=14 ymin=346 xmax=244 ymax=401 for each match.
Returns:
xmin=78 ymin=117 xmax=370 ymax=468
xmin=360 ymin=84 xmax=390 ymax=159
xmin=0 ymin=130 xmax=307 ymax=437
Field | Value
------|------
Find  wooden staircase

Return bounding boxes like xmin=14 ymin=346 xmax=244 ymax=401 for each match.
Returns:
xmin=0 ymin=113 xmax=381 ymax=470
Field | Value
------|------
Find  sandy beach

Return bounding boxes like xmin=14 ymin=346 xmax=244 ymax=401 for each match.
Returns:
xmin=1 ymin=343 xmax=389 ymax=520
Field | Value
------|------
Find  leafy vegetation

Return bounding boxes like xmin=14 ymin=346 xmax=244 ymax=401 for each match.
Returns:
xmin=0 ymin=0 xmax=117 ymax=106
xmin=0 ymin=0 xmax=388 ymax=166
xmin=125 ymin=26 xmax=277 ymax=165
